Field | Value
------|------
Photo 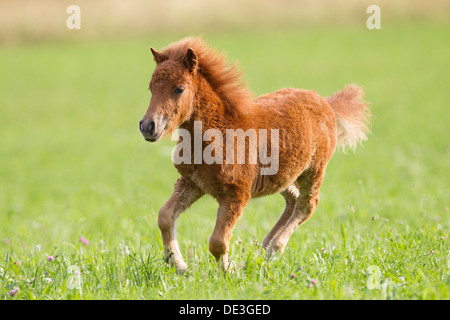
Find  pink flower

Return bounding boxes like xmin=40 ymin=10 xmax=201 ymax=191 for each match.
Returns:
xmin=307 ymin=278 xmax=318 ymax=287
xmin=9 ymin=287 xmax=19 ymax=297
xmin=47 ymin=256 xmax=55 ymax=262
xmin=79 ymin=237 xmax=89 ymax=246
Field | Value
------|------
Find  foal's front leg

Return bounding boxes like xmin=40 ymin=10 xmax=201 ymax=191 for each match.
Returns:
xmin=158 ymin=177 xmax=204 ymax=273
xmin=209 ymin=195 xmax=249 ymax=271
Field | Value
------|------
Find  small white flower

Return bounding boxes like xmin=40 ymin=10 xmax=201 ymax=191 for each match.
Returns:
xmin=366 ymin=266 xmax=381 ymax=290
xmin=44 ymin=277 xmax=52 ymax=284
xmin=66 ymin=264 xmax=83 ymax=290
xmin=67 ymin=265 xmax=81 ymax=274
xmin=0 ymin=267 xmax=13 ymax=282
xmin=367 ymin=274 xmax=381 ymax=289
xmin=366 ymin=265 xmax=382 ymax=289
xmin=67 ymin=274 xmax=82 ymax=290
xmin=367 ymin=265 xmax=381 ymax=275
xmin=119 ymin=244 xmax=130 ymax=255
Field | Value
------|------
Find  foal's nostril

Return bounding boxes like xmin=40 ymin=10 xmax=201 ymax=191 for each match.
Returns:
xmin=148 ymin=121 xmax=155 ymax=135
xmin=139 ymin=120 xmax=144 ymax=132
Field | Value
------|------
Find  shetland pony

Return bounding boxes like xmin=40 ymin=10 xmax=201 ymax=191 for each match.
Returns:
xmin=139 ymin=37 xmax=370 ymax=272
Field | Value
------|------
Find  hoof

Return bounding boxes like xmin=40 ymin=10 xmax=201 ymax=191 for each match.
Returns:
xmin=175 ymin=261 xmax=188 ymax=274
xmin=219 ymin=254 xmax=238 ymax=273
xmin=266 ymin=239 xmax=286 ymax=259
xmin=262 ymin=236 xmax=271 ymax=250
xmin=222 ymin=260 xmax=237 ymax=274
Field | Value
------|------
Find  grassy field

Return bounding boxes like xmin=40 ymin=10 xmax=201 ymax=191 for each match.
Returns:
xmin=0 ymin=21 xmax=449 ymax=300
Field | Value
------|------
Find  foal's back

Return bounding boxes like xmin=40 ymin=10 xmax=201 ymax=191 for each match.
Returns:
xmin=249 ymin=88 xmax=337 ymax=197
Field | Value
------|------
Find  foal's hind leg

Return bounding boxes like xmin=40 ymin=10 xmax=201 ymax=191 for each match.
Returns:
xmin=262 ymin=184 xmax=299 ymax=249
xmin=267 ymin=167 xmax=325 ymax=257
xmin=158 ymin=177 xmax=204 ymax=273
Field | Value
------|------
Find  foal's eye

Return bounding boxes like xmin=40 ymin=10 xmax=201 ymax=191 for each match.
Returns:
xmin=174 ymin=86 xmax=185 ymax=95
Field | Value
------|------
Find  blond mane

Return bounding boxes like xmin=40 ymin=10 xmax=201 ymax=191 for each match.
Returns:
xmin=161 ymin=37 xmax=253 ymax=117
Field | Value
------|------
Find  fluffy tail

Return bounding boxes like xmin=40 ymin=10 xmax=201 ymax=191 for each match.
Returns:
xmin=327 ymin=85 xmax=371 ymax=152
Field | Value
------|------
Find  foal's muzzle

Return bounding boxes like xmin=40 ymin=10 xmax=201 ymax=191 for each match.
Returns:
xmin=139 ymin=115 xmax=168 ymax=142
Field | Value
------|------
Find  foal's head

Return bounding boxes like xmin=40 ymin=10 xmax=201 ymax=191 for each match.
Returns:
xmin=139 ymin=48 xmax=199 ymax=142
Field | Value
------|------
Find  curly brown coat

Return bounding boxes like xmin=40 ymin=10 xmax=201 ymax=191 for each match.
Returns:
xmin=139 ymin=37 xmax=371 ymax=272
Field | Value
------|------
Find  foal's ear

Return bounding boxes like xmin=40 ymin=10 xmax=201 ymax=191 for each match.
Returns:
xmin=150 ymin=47 xmax=168 ymax=64
xmin=182 ymin=48 xmax=198 ymax=73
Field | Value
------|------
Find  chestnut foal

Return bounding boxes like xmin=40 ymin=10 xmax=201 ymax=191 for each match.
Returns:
xmin=139 ymin=37 xmax=370 ymax=273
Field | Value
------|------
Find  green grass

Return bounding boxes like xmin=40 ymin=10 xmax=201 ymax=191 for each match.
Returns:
xmin=0 ymin=22 xmax=449 ymax=299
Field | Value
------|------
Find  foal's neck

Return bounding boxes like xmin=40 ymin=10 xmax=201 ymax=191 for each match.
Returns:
xmin=182 ymin=77 xmax=239 ymax=132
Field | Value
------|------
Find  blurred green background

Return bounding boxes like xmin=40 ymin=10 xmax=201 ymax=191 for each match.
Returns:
xmin=0 ymin=0 xmax=449 ymax=299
